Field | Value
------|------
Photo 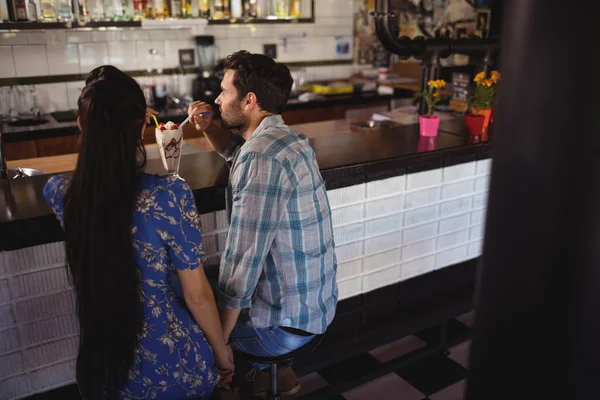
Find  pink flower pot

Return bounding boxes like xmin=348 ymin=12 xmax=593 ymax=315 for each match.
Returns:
xmin=419 ymin=115 xmax=440 ymax=137
xmin=418 ymin=136 xmax=438 ymax=152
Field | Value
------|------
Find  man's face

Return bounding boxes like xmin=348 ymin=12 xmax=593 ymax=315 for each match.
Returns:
xmin=215 ymin=69 xmax=247 ymax=131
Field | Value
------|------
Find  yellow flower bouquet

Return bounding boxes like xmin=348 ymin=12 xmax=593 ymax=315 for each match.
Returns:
xmin=414 ymin=79 xmax=449 ymax=137
xmin=467 ymin=70 xmax=501 ymax=130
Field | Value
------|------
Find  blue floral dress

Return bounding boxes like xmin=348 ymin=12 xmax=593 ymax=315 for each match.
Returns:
xmin=43 ymin=173 xmax=219 ymax=399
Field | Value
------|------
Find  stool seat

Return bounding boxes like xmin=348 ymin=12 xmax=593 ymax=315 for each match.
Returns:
xmin=235 ymin=334 xmax=324 ymax=400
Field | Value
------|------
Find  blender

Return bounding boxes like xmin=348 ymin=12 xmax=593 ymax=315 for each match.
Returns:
xmin=192 ymin=36 xmax=222 ymax=105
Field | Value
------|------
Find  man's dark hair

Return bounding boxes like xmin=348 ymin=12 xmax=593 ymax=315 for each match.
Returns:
xmin=224 ymin=50 xmax=293 ymax=114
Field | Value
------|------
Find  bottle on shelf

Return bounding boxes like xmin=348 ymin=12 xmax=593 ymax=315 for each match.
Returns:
xmin=255 ymin=0 xmax=270 ymax=18
xmin=38 ymin=0 xmax=57 ymax=20
xmin=230 ymin=0 xmax=240 ymax=18
xmin=113 ymin=0 xmax=134 ymax=20
xmin=152 ymin=0 xmax=166 ymax=18
xmin=73 ymin=0 xmax=89 ymax=23
xmin=12 ymin=0 xmax=31 ymax=20
xmin=223 ymin=0 xmax=229 ymax=17
xmin=143 ymin=0 xmax=152 ymax=18
xmin=56 ymin=0 xmax=74 ymax=21
xmin=274 ymin=0 xmax=287 ymax=18
xmin=87 ymin=0 xmax=105 ymax=20
xmin=133 ymin=0 xmax=144 ymax=19
xmin=243 ymin=0 xmax=256 ymax=17
xmin=290 ymin=0 xmax=300 ymax=18
xmin=211 ymin=0 xmax=224 ymax=19
xmin=181 ymin=0 xmax=191 ymax=17
xmin=27 ymin=0 xmax=38 ymax=20
xmin=168 ymin=0 xmax=181 ymax=18
xmin=197 ymin=0 xmax=208 ymax=17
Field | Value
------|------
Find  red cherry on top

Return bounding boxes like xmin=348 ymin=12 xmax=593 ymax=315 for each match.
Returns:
xmin=172 ymin=124 xmax=179 ymax=129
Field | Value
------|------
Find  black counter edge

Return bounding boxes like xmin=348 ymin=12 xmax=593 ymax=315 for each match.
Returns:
xmin=0 ymin=144 xmax=491 ymax=251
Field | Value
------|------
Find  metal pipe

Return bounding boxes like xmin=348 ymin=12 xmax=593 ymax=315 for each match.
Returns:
xmin=0 ymin=119 xmax=7 ymax=180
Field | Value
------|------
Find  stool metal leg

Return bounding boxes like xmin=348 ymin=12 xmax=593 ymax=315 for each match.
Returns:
xmin=269 ymin=363 xmax=280 ymax=400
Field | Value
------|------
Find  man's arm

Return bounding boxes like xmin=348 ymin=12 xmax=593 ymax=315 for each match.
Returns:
xmin=217 ymin=153 xmax=294 ymax=338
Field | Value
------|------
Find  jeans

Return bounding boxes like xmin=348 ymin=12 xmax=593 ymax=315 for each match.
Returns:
xmin=229 ymin=320 xmax=315 ymax=371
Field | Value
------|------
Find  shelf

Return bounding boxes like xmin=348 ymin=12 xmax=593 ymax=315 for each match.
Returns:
xmin=0 ymin=20 xmax=142 ymax=30
xmin=0 ymin=16 xmax=313 ymax=31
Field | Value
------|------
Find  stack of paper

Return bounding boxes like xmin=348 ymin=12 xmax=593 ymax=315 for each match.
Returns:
xmin=371 ymin=105 xmax=454 ymax=125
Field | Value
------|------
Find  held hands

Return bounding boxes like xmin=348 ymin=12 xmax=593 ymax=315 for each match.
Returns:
xmin=216 ymin=344 xmax=235 ymax=389
xmin=187 ymin=101 xmax=214 ymax=132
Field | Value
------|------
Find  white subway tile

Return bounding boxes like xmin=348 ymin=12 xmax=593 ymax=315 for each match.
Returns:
xmin=215 ymin=210 xmax=228 ymax=230
xmin=362 ymin=265 xmax=400 ymax=293
xmin=177 ymin=29 xmax=193 ymax=40
xmin=0 ymin=374 xmax=29 ymax=399
xmin=471 ymin=209 xmax=486 ymax=225
xmin=363 ymin=249 xmax=399 ymax=272
xmin=469 ymin=224 xmax=485 ymax=241
xmin=336 ymin=259 xmax=363 ymax=280
xmin=400 ymin=255 xmax=435 ymax=281
xmin=27 ymin=32 xmax=47 ymax=45
xmin=402 ymin=239 xmax=435 ymax=261
xmin=0 ymin=279 xmax=10 ymax=303
xmin=437 ymin=229 xmax=469 ymax=250
xmin=441 ymin=180 xmax=475 ymax=200
xmin=33 ymin=83 xmax=69 ymax=113
xmin=47 ymin=44 xmax=80 ymax=75
xmin=311 ymin=66 xmax=333 ymax=80
xmin=439 ymin=213 xmax=470 ymax=234
xmin=334 ymin=223 xmax=364 ymax=244
xmin=13 ymin=45 xmax=49 ymax=77
xmin=334 ymin=0 xmax=354 ymax=17
xmin=22 ymin=313 xmax=78 ymax=346
xmin=337 ymin=277 xmax=362 ymax=300
xmin=406 ymin=169 xmax=442 ymax=190
xmin=200 ymin=212 xmax=217 ymax=233
xmin=335 ymin=242 xmax=362 ymax=262
xmin=92 ymin=29 xmax=122 ymax=42
xmin=443 ymin=161 xmax=476 ymax=182
xmin=365 ymin=194 xmax=404 ymax=218
xmin=228 ymin=25 xmax=252 ymax=38
xmin=217 ymin=232 xmax=228 ymax=253
xmin=332 ymin=203 xmax=364 ymax=226
xmin=78 ymin=43 xmax=109 ymax=73
xmin=67 ymin=31 xmax=92 ymax=43
xmin=315 ymin=27 xmax=334 ymax=36
xmin=404 ymin=187 xmax=440 ymax=209
xmin=0 ymin=304 xmax=14 ymax=329
xmin=441 ymin=197 xmax=473 ymax=217
xmin=317 ymin=17 xmax=337 ymax=26
xmin=404 ymin=204 xmax=439 ymax=226
xmin=364 ymin=230 xmax=402 ymax=255
xmin=46 ymin=30 xmax=67 ymax=46
xmin=29 ymin=359 xmax=76 ymax=391
xmin=135 ymin=40 xmax=166 ymax=72
xmin=366 ymin=175 xmax=406 ymax=198
xmin=122 ymin=29 xmax=150 ymax=41
xmin=15 ymin=290 xmax=75 ymax=323
xmin=334 ymin=26 xmax=353 ymax=36
xmin=0 ymin=327 xmax=20 ymax=354
xmin=0 ymin=46 xmax=15 ymax=78
xmin=365 ymin=213 xmax=403 ymax=237
xmin=239 ymin=38 xmax=263 ymax=54
xmin=473 ymin=192 xmax=487 ymax=209
xmin=468 ymin=240 xmax=483 ymax=258
xmin=0 ymin=351 xmax=24 ymax=379
xmin=333 ymin=17 xmax=353 ymax=26
xmin=403 ymin=221 xmax=437 ymax=243
xmin=315 ymin=0 xmax=335 ymax=17
xmin=436 ymin=245 xmax=469 ymax=269
xmin=0 ymin=32 xmax=28 ymax=45
xmin=216 ymin=38 xmax=242 ymax=59
xmin=66 ymin=81 xmax=85 ymax=110
xmin=24 ymin=336 xmax=78 ymax=369
xmin=9 ymin=268 xmax=72 ymax=299
xmin=149 ymin=29 xmax=179 ymax=41
xmin=475 ymin=176 xmax=490 ymax=192
xmin=108 ymin=41 xmax=138 ymax=71
xmin=328 ymin=184 xmax=365 ymax=207
xmin=476 ymin=159 xmax=492 ymax=174
xmin=164 ymin=40 xmax=195 ymax=69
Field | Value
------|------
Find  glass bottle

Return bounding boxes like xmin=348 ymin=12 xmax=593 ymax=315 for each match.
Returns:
xmin=143 ymin=0 xmax=152 ymax=18
xmin=56 ymin=0 xmax=74 ymax=21
xmin=39 ymin=0 xmax=57 ymax=20
xmin=274 ymin=0 xmax=287 ymax=18
xmin=197 ymin=0 xmax=207 ymax=17
xmin=133 ymin=0 xmax=143 ymax=19
xmin=290 ymin=0 xmax=299 ymax=18
xmin=27 ymin=0 xmax=38 ymax=20
xmin=181 ymin=0 xmax=190 ymax=17
xmin=152 ymin=0 xmax=165 ymax=18
xmin=243 ymin=0 xmax=256 ymax=17
xmin=168 ymin=0 xmax=181 ymax=17
xmin=87 ymin=0 xmax=105 ymax=20
xmin=223 ymin=0 xmax=229 ymax=17
xmin=255 ymin=0 xmax=270 ymax=17
xmin=212 ymin=0 xmax=224 ymax=19
xmin=230 ymin=0 xmax=240 ymax=18
xmin=113 ymin=0 xmax=133 ymax=20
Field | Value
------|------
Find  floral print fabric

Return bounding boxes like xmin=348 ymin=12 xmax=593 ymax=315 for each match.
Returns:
xmin=43 ymin=173 xmax=218 ymax=399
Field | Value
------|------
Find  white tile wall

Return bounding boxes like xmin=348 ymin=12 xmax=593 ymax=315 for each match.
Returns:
xmin=0 ymin=47 xmax=16 ymax=78
xmin=47 ymin=44 xmax=81 ymax=76
xmin=13 ymin=45 xmax=49 ymax=77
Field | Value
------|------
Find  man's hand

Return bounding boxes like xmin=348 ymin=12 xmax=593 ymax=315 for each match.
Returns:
xmin=188 ymin=101 xmax=214 ymax=132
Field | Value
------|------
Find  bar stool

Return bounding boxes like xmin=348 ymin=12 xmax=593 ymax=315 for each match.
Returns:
xmin=241 ymin=334 xmax=324 ymax=400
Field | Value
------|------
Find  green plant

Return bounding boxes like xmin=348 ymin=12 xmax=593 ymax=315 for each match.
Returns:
xmin=468 ymin=70 xmax=501 ymax=112
xmin=414 ymin=79 xmax=448 ymax=117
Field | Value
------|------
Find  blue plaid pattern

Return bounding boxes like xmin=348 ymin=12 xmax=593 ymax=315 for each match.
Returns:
xmin=217 ymin=115 xmax=338 ymax=334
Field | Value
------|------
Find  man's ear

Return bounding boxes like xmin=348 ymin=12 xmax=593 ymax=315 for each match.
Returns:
xmin=244 ymin=92 xmax=258 ymax=110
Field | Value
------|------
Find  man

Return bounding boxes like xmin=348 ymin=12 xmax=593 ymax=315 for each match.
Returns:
xmin=188 ymin=51 xmax=338 ymax=397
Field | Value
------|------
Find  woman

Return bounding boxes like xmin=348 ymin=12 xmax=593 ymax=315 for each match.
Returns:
xmin=43 ymin=65 xmax=233 ymax=399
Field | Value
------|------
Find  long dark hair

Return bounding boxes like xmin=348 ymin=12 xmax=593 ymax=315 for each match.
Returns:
xmin=64 ymin=65 xmax=147 ymax=399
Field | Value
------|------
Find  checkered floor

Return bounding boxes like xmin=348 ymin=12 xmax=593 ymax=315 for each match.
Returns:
xmin=28 ymin=312 xmax=474 ymax=400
